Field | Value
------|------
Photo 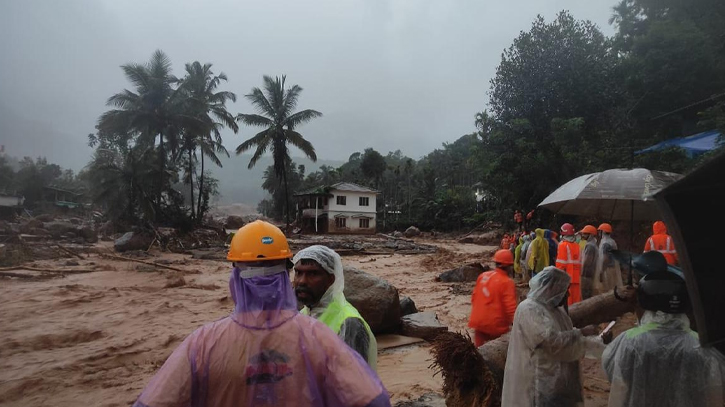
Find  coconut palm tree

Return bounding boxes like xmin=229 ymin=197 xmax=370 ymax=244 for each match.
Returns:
xmin=178 ymin=61 xmax=238 ymax=222
xmin=97 ymin=50 xmax=196 ymax=212
xmin=236 ymin=75 xmax=322 ymax=227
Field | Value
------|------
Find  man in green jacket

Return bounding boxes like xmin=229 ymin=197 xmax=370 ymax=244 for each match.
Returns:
xmin=293 ymin=245 xmax=377 ymax=369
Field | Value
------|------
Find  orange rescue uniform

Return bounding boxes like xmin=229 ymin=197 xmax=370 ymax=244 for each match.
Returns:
xmin=468 ymin=267 xmax=517 ymax=346
xmin=644 ymin=221 xmax=678 ymax=265
xmin=556 ymin=240 xmax=582 ymax=305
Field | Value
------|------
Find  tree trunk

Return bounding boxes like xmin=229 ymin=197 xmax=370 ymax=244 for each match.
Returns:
xmin=188 ymin=147 xmax=195 ymax=221
xmin=197 ymin=152 xmax=205 ymax=225
xmin=158 ymin=133 xmax=165 ymax=211
xmin=283 ymin=161 xmax=290 ymax=229
xmin=431 ymin=287 xmax=637 ymax=407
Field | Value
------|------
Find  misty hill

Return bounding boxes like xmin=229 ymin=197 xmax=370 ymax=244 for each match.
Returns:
xmin=211 ymin=154 xmax=344 ymax=206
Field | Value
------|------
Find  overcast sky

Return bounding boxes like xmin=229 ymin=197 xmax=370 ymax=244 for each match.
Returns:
xmin=0 ymin=0 xmax=617 ymax=171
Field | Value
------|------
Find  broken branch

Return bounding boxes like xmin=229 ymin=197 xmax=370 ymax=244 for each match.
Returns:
xmin=98 ymin=253 xmax=186 ymax=272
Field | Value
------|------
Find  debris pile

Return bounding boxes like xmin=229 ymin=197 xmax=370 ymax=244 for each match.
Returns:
xmin=288 ymin=234 xmax=437 ymax=256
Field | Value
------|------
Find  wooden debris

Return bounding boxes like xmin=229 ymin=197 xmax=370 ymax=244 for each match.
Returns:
xmin=99 ymin=253 xmax=186 ymax=272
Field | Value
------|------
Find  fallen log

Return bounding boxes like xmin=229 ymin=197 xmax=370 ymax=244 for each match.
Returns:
xmin=431 ymin=287 xmax=637 ymax=407
xmin=56 ymin=244 xmax=86 ymax=260
xmin=99 ymin=253 xmax=186 ymax=272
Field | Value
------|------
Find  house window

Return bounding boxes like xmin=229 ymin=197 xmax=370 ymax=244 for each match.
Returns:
xmin=359 ymin=218 xmax=370 ymax=228
xmin=336 ymin=195 xmax=346 ymax=205
xmin=335 ymin=217 xmax=347 ymax=228
xmin=359 ymin=197 xmax=369 ymax=206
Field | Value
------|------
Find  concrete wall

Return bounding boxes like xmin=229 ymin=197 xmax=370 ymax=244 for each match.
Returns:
xmin=327 ymin=191 xmax=377 ymax=214
xmin=327 ymin=210 xmax=377 ymax=234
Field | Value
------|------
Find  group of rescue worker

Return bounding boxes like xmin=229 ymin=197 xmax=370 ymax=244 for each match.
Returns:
xmin=129 ymin=219 xmax=723 ymax=407
xmin=470 ymin=220 xmax=725 ymax=406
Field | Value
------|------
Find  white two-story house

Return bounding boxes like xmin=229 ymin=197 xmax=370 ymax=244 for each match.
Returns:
xmin=294 ymin=182 xmax=378 ymax=234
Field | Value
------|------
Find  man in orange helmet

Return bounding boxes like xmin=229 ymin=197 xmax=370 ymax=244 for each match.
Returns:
xmin=556 ymin=223 xmax=582 ymax=305
xmin=132 ymin=221 xmax=391 ymax=407
xmin=596 ymin=223 xmax=623 ymax=292
xmin=579 ymin=225 xmax=599 ymax=300
xmin=468 ymin=249 xmax=518 ymax=346
xmin=644 ymin=220 xmax=678 ymax=265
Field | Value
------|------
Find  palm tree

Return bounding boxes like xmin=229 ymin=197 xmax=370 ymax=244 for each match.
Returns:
xmin=236 ymin=75 xmax=322 ymax=227
xmin=97 ymin=50 xmax=196 ymax=211
xmin=179 ymin=61 xmax=238 ymax=222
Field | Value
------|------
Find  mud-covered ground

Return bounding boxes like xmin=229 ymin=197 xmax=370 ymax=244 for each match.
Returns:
xmin=0 ymin=239 xmax=630 ymax=406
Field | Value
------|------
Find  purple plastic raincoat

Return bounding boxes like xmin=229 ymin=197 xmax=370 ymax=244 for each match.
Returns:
xmin=132 ymin=265 xmax=390 ymax=407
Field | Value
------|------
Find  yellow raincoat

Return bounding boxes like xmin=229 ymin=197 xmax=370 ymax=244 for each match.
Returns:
xmin=527 ymin=228 xmax=550 ymax=275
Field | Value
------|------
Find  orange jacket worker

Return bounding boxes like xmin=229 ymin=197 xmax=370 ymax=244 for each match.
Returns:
xmin=644 ymin=221 xmax=678 ymax=265
xmin=556 ymin=223 xmax=582 ymax=305
xmin=468 ymin=250 xmax=518 ymax=347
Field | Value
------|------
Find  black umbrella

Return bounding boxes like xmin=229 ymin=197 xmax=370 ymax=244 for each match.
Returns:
xmin=654 ymin=150 xmax=725 ymax=356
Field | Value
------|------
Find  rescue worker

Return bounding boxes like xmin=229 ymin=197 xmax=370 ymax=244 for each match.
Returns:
xmin=546 ymin=230 xmax=559 ymax=266
xmin=527 ymin=229 xmax=550 ymax=276
xmin=501 ymin=266 xmax=603 ymax=407
xmin=131 ymin=221 xmax=390 ymax=407
xmin=556 ymin=223 xmax=582 ymax=305
xmin=595 ymin=223 xmax=623 ymax=293
xmin=468 ymin=249 xmax=518 ymax=346
xmin=579 ymin=225 xmax=599 ymax=300
xmin=519 ymin=234 xmax=533 ymax=281
xmin=513 ymin=234 xmax=524 ymax=279
xmin=293 ymin=245 xmax=377 ymax=369
xmin=602 ymin=251 xmax=725 ymax=407
xmin=644 ymin=220 xmax=678 ymax=265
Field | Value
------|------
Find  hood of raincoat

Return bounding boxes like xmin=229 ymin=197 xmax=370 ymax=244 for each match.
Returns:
xmin=653 ymin=220 xmax=667 ymax=235
xmin=527 ymin=228 xmax=551 ymax=271
xmin=293 ymin=245 xmax=345 ymax=319
xmin=528 ymin=266 xmax=571 ymax=308
xmin=228 ymin=264 xmax=298 ymax=329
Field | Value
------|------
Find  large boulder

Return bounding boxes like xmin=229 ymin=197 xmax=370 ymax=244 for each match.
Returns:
xmin=401 ymin=312 xmax=448 ymax=341
xmin=114 ymin=231 xmax=153 ymax=252
xmin=436 ymin=263 xmax=491 ymax=282
xmin=20 ymin=219 xmax=44 ymax=233
xmin=404 ymin=226 xmax=421 ymax=238
xmin=343 ymin=266 xmax=401 ymax=334
xmin=458 ymin=231 xmax=500 ymax=246
xmin=78 ymin=226 xmax=98 ymax=243
xmin=400 ymin=296 xmax=418 ymax=316
xmin=44 ymin=221 xmax=78 ymax=239
xmin=224 ymin=215 xmax=245 ymax=230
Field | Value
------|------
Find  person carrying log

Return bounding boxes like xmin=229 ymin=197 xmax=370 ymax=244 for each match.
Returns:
xmin=501 ymin=266 xmax=604 ymax=407
xmin=556 ymin=223 xmax=582 ymax=305
xmin=131 ymin=221 xmax=390 ymax=407
xmin=468 ymin=249 xmax=518 ymax=346
xmin=602 ymin=251 xmax=725 ymax=407
xmin=293 ymin=245 xmax=377 ymax=370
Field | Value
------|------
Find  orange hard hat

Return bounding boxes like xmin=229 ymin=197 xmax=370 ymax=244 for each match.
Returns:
xmin=227 ymin=220 xmax=292 ymax=262
xmin=493 ymin=249 xmax=514 ymax=266
xmin=598 ymin=223 xmax=613 ymax=234
xmin=580 ymin=225 xmax=597 ymax=235
xmin=560 ymin=223 xmax=575 ymax=236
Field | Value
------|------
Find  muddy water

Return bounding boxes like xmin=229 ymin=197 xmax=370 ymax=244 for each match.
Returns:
xmin=0 ymin=239 xmax=618 ymax=406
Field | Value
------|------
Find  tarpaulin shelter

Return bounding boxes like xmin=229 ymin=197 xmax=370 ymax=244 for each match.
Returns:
xmin=654 ymin=150 xmax=725 ymax=356
xmin=636 ymin=130 xmax=723 ymax=157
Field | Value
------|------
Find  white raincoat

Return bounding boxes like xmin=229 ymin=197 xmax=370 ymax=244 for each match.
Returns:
xmin=595 ymin=232 xmax=623 ymax=293
xmin=501 ymin=266 xmax=603 ymax=407
xmin=603 ymin=310 xmax=725 ymax=407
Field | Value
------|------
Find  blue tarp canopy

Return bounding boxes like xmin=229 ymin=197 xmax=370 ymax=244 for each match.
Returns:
xmin=636 ymin=130 xmax=723 ymax=157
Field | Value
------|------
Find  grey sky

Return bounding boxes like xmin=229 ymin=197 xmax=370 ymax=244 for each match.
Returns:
xmin=0 ymin=0 xmax=617 ymax=172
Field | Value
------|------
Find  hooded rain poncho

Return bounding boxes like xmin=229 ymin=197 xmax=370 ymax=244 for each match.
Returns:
xmin=513 ymin=236 xmax=524 ymax=276
xmin=603 ymin=310 xmax=725 ymax=407
xmin=527 ymin=229 xmax=550 ymax=275
xmin=132 ymin=262 xmax=389 ymax=407
xmin=595 ymin=232 xmax=623 ymax=293
xmin=294 ymin=245 xmax=377 ymax=370
xmin=501 ymin=267 xmax=603 ymax=407
xmin=579 ymin=238 xmax=599 ymax=300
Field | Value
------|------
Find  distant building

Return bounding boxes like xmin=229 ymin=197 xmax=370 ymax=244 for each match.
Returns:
xmin=294 ymin=182 xmax=378 ymax=234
